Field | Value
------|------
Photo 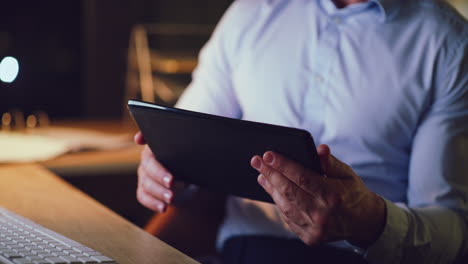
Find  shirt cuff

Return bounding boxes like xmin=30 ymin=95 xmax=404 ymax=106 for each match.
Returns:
xmin=364 ymin=198 xmax=409 ymax=264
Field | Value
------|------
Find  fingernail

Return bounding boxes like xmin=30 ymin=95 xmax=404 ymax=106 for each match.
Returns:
xmin=158 ymin=204 xmax=165 ymax=212
xmin=251 ymin=157 xmax=261 ymax=170
xmin=163 ymin=176 xmax=171 ymax=185
xmin=164 ymin=192 xmax=172 ymax=202
xmin=258 ymin=174 xmax=266 ymax=186
xmin=263 ymin=152 xmax=274 ymax=164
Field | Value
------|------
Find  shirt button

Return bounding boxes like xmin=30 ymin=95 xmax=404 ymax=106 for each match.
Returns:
xmin=315 ymin=74 xmax=324 ymax=84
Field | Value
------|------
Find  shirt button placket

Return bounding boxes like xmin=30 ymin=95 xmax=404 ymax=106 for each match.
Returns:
xmin=303 ymin=17 xmax=341 ymax=136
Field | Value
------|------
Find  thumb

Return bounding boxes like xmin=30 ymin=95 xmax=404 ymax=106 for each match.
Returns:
xmin=317 ymin=144 xmax=349 ymax=179
xmin=134 ymin=131 xmax=146 ymax=145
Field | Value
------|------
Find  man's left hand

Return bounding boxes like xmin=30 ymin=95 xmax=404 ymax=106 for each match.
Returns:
xmin=251 ymin=144 xmax=386 ymax=248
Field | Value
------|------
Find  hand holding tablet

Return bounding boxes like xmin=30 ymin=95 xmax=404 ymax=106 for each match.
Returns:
xmin=128 ymin=100 xmax=323 ymax=203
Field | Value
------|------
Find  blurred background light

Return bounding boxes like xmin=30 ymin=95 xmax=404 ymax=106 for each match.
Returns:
xmin=0 ymin=56 xmax=19 ymax=83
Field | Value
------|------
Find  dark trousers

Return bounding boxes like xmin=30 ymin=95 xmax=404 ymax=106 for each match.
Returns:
xmin=221 ymin=236 xmax=368 ymax=264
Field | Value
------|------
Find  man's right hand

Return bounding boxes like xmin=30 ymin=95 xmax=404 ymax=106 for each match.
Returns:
xmin=135 ymin=131 xmax=174 ymax=213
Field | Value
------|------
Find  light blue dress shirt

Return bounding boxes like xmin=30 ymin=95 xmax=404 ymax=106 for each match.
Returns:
xmin=175 ymin=0 xmax=468 ymax=262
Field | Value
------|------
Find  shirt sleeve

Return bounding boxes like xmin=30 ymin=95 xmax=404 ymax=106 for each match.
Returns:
xmin=175 ymin=0 xmax=248 ymax=118
xmin=365 ymin=35 xmax=468 ymax=263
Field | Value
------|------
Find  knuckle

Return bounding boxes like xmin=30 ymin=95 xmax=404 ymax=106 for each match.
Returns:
xmin=136 ymin=188 xmax=148 ymax=207
xmin=137 ymin=163 xmax=145 ymax=177
xmin=296 ymin=219 xmax=309 ymax=228
xmin=281 ymin=205 xmax=294 ymax=218
xmin=278 ymin=181 xmax=288 ymax=194
xmin=141 ymin=158 xmax=165 ymax=184
xmin=326 ymin=192 xmax=341 ymax=210
xmin=263 ymin=165 xmax=274 ymax=178
xmin=273 ymin=154 xmax=283 ymax=168
xmin=136 ymin=188 xmax=142 ymax=203
xmin=137 ymin=188 xmax=162 ymax=212
xmin=297 ymin=174 xmax=311 ymax=189
xmin=141 ymin=146 xmax=150 ymax=160
xmin=141 ymin=156 xmax=150 ymax=173
xmin=141 ymin=177 xmax=150 ymax=191
xmin=142 ymin=147 xmax=155 ymax=164
xmin=280 ymin=214 xmax=291 ymax=225
xmin=280 ymin=183 xmax=296 ymax=201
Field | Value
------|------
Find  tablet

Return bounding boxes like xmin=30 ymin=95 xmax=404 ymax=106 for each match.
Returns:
xmin=128 ymin=100 xmax=323 ymax=203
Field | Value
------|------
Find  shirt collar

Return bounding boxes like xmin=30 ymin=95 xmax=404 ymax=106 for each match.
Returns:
xmin=319 ymin=0 xmax=400 ymax=23
xmin=373 ymin=0 xmax=401 ymax=22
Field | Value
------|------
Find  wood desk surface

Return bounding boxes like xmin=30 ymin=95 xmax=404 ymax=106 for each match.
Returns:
xmin=0 ymin=164 xmax=198 ymax=264
xmin=40 ymin=120 xmax=143 ymax=177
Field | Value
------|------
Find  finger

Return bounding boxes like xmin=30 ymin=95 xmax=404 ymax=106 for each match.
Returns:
xmin=141 ymin=146 xmax=173 ymax=188
xmin=258 ymin=174 xmax=303 ymax=220
xmin=136 ymin=186 xmax=166 ymax=213
xmin=259 ymin=174 xmax=328 ymax=242
xmin=252 ymin=156 xmax=298 ymax=202
xmin=134 ymin=131 xmax=146 ymax=145
xmin=261 ymin=151 xmax=325 ymax=196
xmin=139 ymin=167 xmax=173 ymax=203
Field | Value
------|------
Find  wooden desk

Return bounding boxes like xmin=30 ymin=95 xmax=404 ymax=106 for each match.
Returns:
xmin=43 ymin=145 xmax=143 ymax=178
xmin=41 ymin=119 xmax=142 ymax=178
xmin=38 ymin=120 xmax=151 ymax=229
xmin=0 ymin=164 xmax=198 ymax=264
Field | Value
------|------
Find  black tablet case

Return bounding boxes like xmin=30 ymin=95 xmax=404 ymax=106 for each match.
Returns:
xmin=128 ymin=100 xmax=323 ymax=203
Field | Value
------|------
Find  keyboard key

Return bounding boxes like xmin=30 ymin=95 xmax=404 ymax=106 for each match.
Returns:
xmin=3 ymin=251 xmax=23 ymax=258
xmin=15 ymin=248 xmax=32 ymax=253
xmin=25 ymin=256 xmax=44 ymax=261
xmin=19 ymin=243 xmax=35 ymax=248
xmin=48 ymin=242 xmax=62 ymax=246
xmin=45 ymin=257 xmax=68 ymax=264
xmin=59 ymin=256 xmax=82 ymax=264
xmin=73 ymin=246 xmax=94 ymax=253
xmin=23 ymin=246 xmax=39 ymax=251
xmin=35 ymin=261 xmax=52 ymax=264
xmin=53 ymin=247 xmax=67 ymax=252
xmin=78 ymin=257 xmax=98 ymax=263
xmin=36 ymin=244 xmax=50 ymax=250
xmin=91 ymin=256 xmax=114 ymax=263
xmin=31 ymin=250 xmax=48 ymax=255
xmin=12 ymin=258 xmax=35 ymax=264
xmin=18 ymin=252 xmax=37 ymax=257
xmin=9 ymin=245 xmax=24 ymax=250
xmin=70 ymin=253 xmax=88 ymax=258
xmin=63 ymin=250 xmax=79 ymax=255
xmin=52 ymin=252 xmax=68 ymax=257
xmin=38 ymin=253 xmax=56 ymax=259
xmin=45 ymin=248 xmax=61 ymax=253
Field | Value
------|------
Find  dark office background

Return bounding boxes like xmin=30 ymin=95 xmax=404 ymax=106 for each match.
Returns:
xmin=0 ymin=0 xmax=232 ymax=119
xmin=1 ymin=0 xmax=466 ymax=120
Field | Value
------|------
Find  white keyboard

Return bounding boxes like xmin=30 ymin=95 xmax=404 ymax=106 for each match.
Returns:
xmin=0 ymin=208 xmax=117 ymax=264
